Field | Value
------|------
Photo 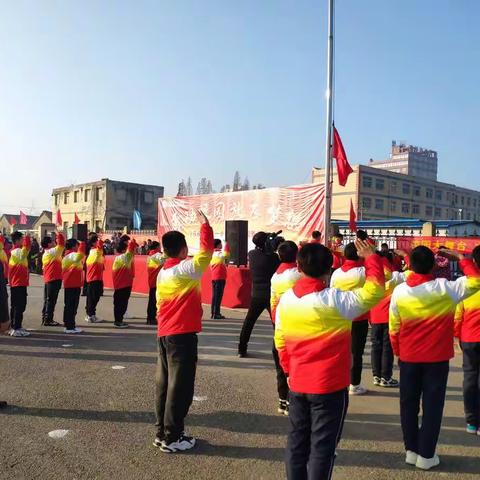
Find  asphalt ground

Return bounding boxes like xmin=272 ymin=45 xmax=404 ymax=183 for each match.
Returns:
xmin=0 ymin=275 xmax=479 ymax=479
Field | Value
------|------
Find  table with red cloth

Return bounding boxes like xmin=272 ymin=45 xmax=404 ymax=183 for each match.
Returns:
xmin=103 ymin=256 xmax=252 ymax=309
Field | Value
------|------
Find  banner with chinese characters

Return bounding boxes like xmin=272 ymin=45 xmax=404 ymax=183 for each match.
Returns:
xmin=158 ymin=184 xmax=325 ymax=252
xmin=397 ymin=236 xmax=480 ymax=254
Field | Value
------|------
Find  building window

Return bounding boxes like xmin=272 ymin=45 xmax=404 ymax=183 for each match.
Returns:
xmin=117 ymin=188 xmax=127 ymax=201
xmin=84 ymin=189 xmax=91 ymax=202
xmin=413 ymin=185 xmax=420 ymax=197
xmin=95 ymin=220 xmax=102 ymax=232
xmin=401 ymin=203 xmax=410 ymax=214
xmin=363 ymin=176 xmax=372 ymax=189
xmin=412 ymin=204 xmax=420 ymax=214
xmin=95 ymin=187 xmax=102 ymax=203
xmin=63 ymin=192 xmax=69 ymax=204
xmin=375 ymin=179 xmax=384 ymax=191
xmin=435 ymin=207 xmax=442 ymax=218
xmin=54 ymin=194 xmax=59 ymax=206
xmin=144 ymin=191 xmax=154 ymax=204
xmin=467 ymin=197 xmax=471 ymax=206
xmin=375 ymin=199 xmax=384 ymax=210
xmin=426 ymin=188 xmax=433 ymax=199
xmin=425 ymin=206 xmax=433 ymax=217
xmin=461 ymin=196 xmax=465 ymax=205
xmin=391 ymin=181 xmax=397 ymax=193
xmin=85 ymin=221 xmax=90 ymax=231
xmin=435 ymin=190 xmax=442 ymax=201
xmin=390 ymin=200 xmax=397 ymax=212
xmin=362 ymin=197 xmax=371 ymax=209
xmin=446 ymin=192 xmax=451 ymax=202
xmin=402 ymin=183 xmax=410 ymax=195
xmin=455 ymin=194 xmax=458 ymax=203
xmin=467 ymin=212 xmax=471 ymax=220
xmin=474 ymin=199 xmax=477 ymax=208
xmin=74 ymin=190 xmax=79 ymax=203
xmin=63 ymin=221 xmax=69 ymax=229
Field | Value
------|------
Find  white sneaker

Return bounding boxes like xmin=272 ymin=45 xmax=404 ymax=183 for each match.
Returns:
xmin=123 ymin=312 xmax=133 ymax=319
xmin=405 ymin=450 xmax=418 ymax=465
xmin=85 ymin=315 xmax=94 ymax=323
xmin=64 ymin=327 xmax=83 ymax=334
xmin=349 ymin=384 xmax=368 ymax=395
xmin=416 ymin=454 xmax=440 ymax=470
xmin=159 ymin=435 xmax=196 ymax=453
xmin=9 ymin=329 xmax=23 ymax=337
xmin=92 ymin=315 xmax=103 ymax=323
xmin=19 ymin=328 xmax=31 ymax=337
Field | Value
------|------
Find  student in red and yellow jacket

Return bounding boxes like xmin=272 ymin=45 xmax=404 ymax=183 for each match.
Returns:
xmin=112 ymin=237 xmax=137 ymax=328
xmin=153 ymin=210 xmax=213 ymax=454
xmin=62 ymin=239 xmax=86 ymax=333
xmin=0 ymin=235 xmax=8 ymax=281
xmin=275 ymin=240 xmax=385 ymax=480
xmin=209 ymin=239 xmax=230 ymax=319
xmin=85 ymin=235 xmax=104 ymax=323
xmin=146 ymin=241 xmax=164 ymax=325
xmin=270 ymin=240 xmax=301 ymax=416
xmin=8 ymin=232 xmax=31 ymax=337
xmin=389 ymin=246 xmax=480 ymax=470
xmin=454 ymin=245 xmax=480 ymax=435
xmin=41 ymin=232 xmax=65 ymax=327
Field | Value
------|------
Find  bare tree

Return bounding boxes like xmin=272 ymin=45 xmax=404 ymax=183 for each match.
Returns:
xmin=186 ymin=177 xmax=193 ymax=196
xmin=233 ymin=171 xmax=242 ymax=192
xmin=177 ymin=179 xmax=187 ymax=196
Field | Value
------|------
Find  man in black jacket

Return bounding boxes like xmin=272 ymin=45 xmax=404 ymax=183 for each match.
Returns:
xmin=0 ymin=260 xmax=10 ymax=408
xmin=238 ymin=232 xmax=280 ymax=357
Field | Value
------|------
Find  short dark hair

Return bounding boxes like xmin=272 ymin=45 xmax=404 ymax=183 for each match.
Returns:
xmin=356 ymin=230 xmax=368 ymax=241
xmin=381 ymin=243 xmax=389 ymax=249
xmin=252 ymin=232 xmax=267 ymax=248
xmin=312 ymin=230 xmax=321 ymax=240
xmin=381 ymin=250 xmax=394 ymax=264
xmin=66 ymin=238 xmax=79 ymax=250
xmin=41 ymin=236 xmax=52 ymax=249
xmin=116 ymin=240 xmax=128 ymax=254
xmin=162 ymin=231 xmax=187 ymax=258
xmin=472 ymin=245 xmax=480 ymax=265
xmin=344 ymin=242 xmax=359 ymax=261
xmin=297 ymin=243 xmax=333 ymax=278
xmin=410 ymin=246 xmax=435 ymax=274
xmin=149 ymin=241 xmax=160 ymax=251
xmin=277 ymin=241 xmax=298 ymax=263
xmin=214 ymin=239 xmax=222 ymax=248
xmin=11 ymin=231 xmax=23 ymax=244
xmin=88 ymin=233 xmax=98 ymax=245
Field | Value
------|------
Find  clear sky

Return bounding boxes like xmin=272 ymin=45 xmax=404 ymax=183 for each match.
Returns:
xmin=0 ymin=0 xmax=479 ymax=213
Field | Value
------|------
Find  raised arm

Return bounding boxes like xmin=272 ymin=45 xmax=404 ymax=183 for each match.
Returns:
xmin=443 ymin=256 xmax=480 ymax=303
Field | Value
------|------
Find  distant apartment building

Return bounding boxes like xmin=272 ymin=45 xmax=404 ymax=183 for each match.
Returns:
xmin=52 ymin=179 xmax=164 ymax=232
xmin=312 ymin=161 xmax=480 ymax=222
xmin=367 ymin=141 xmax=438 ymax=181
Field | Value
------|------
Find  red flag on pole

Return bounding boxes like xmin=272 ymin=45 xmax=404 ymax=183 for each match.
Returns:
xmin=19 ymin=211 xmax=27 ymax=225
xmin=349 ymin=199 xmax=357 ymax=232
xmin=10 ymin=217 xmax=17 ymax=226
xmin=56 ymin=210 xmax=63 ymax=227
xmin=333 ymin=126 xmax=353 ymax=187
xmin=74 ymin=213 xmax=80 ymax=224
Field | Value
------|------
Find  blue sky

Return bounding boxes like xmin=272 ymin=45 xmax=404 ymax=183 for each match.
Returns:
xmin=0 ymin=0 xmax=479 ymax=213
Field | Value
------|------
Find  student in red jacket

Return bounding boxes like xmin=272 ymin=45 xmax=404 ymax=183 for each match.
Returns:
xmin=389 ymin=246 xmax=480 ymax=470
xmin=153 ymin=210 xmax=213 ymax=453
xmin=275 ymin=240 xmax=385 ymax=479
xmin=85 ymin=235 xmax=104 ymax=323
xmin=62 ymin=239 xmax=86 ymax=333
xmin=146 ymin=241 xmax=164 ymax=325
xmin=112 ymin=238 xmax=136 ymax=329
xmin=41 ymin=232 xmax=65 ymax=326
xmin=8 ymin=232 xmax=31 ymax=337
xmin=209 ymin=239 xmax=230 ymax=319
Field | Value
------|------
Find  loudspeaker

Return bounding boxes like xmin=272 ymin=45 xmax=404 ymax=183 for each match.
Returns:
xmin=225 ymin=220 xmax=248 ymax=267
xmin=72 ymin=223 xmax=88 ymax=242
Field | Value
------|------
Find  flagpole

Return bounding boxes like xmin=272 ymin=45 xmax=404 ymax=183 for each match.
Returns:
xmin=323 ymin=0 xmax=334 ymax=244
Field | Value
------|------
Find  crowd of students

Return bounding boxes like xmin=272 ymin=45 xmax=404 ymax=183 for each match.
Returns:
xmin=2 ymin=217 xmax=480 ymax=480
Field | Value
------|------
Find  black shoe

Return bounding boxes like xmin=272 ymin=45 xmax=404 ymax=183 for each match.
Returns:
xmin=214 ymin=314 xmax=226 ymax=319
xmin=0 ymin=401 xmax=7 ymax=409
xmin=238 ymin=351 xmax=247 ymax=358
xmin=277 ymin=399 xmax=289 ymax=416
xmin=114 ymin=322 xmax=129 ymax=329
xmin=43 ymin=321 xmax=61 ymax=327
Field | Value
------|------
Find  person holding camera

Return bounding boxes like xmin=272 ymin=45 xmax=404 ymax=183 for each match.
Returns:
xmin=238 ymin=232 xmax=280 ymax=357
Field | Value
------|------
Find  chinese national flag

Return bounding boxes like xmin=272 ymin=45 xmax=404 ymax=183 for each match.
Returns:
xmin=74 ymin=213 xmax=80 ymax=224
xmin=333 ymin=126 xmax=353 ymax=187
xmin=19 ymin=211 xmax=27 ymax=225
xmin=349 ymin=199 xmax=357 ymax=232
xmin=56 ymin=209 xmax=63 ymax=227
xmin=10 ymin=217 xmax=17 ymax=226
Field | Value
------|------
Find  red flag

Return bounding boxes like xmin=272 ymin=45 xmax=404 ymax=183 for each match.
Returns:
xmin=10 ymin=217 xmax=17 ymax=226
xmin=349 ymin=199 xmax=357 ymax=232
xmin=74 ymin=213 xmax=80 ymax=224
xmin=332 ymin=126 xmax=353 ymax=187
xmin=19 ymin=211 xmax=27 ymax=225
xmin=56 ymin=209 xmax=63 ymax=227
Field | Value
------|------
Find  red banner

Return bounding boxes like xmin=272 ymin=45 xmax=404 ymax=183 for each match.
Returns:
xmin=397 ymin=236 xmax=480 ymax=254
xmin=158 ymin=184 xmax=325 ymax=252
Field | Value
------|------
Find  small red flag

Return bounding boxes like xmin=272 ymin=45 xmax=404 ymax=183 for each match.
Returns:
xmin=74 ymin=213 xmax=80 ymax=224
xmin=10 ymin=217 xmax=17 ymax=226
xmin=56 ymin=209 xmax=63 ymax=227
xmin=349 ymin=199 xmax=357 ymax=232
xmin=19 ymin=211 xmax=27 ymax=225
xmin=333 ymin=126 xmax=353 ymax=187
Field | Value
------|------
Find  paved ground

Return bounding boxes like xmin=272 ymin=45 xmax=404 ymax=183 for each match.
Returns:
xmin=0 ymin=275 xmax=479 ymax=480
